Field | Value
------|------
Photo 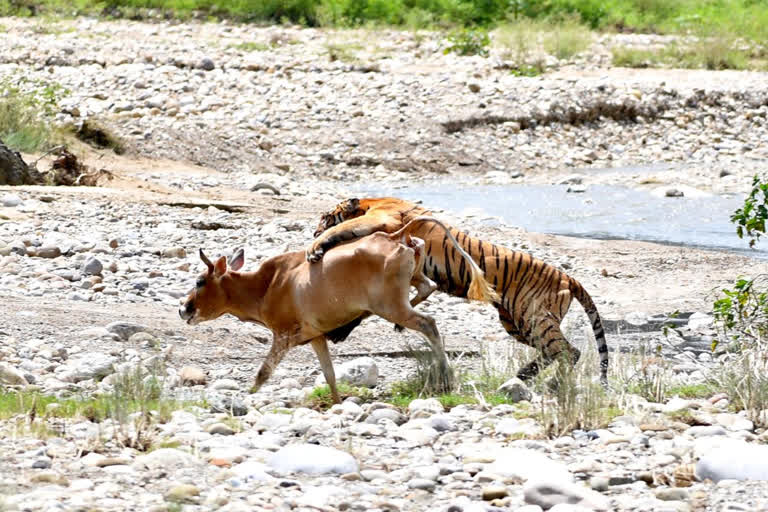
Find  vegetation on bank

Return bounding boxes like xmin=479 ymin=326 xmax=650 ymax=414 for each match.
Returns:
xmin=2 ymin=0 xmax=768 ymax=42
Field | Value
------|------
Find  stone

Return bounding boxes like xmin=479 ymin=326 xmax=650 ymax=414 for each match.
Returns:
xmin=488 ymin=448 xmax=572 ymax=483
xmin=317 ymin=357 xmax=378 ymax=388
xmin=161 ymin=247 xmax=186 ymax=258
xmin=36 ymin=246 xmax=61 ymax=259
xmin=497 ymin=377 xmax=533 ymax=402
xmin=105 ymin=321 xmax=150 ymax=340
xmin=523 ymin=479 xmax=610 ymax=511
xmin=166 ymin=484 xmax=200 ymax=502
xmin=0 ymin=362 xmax=28 ymax=386
xmin=696 ymin=439 xmax=768 ymax=482
xmin=206 ymin=422 xmax=236 ymax=435
xmin=209 ymin=378 xmax=240 ymax=391
xmin=230 ymin=461 xmax=273 ymax=483
xmin=408 ymin=478 xmax=436 ymax=491
xmin=81 ymin=257 xmax=103 ymax=275
xmin=495 ymin=418 xmax=543 ymax=438
xmin=268 ymin=444 xmax=358 ymax=475
xmin=366 ymin=407 xmax=407 ymax=425
xmin=179 ymin=366 xmax=207 ymax=386
xmin=200 ymin=57 xmax=215 ymax=70
xmin=408 ymin=398 xmax=444 ymax=417
xmin=209 ymin=395 xmax=247 ymax=416
xmin=666 ymin=188 xmax=684 ymax=197
xmin=1 ymin=193 xmax=22 ymax=207
xmin=133 ymin=448 xmax=202 ymax=471
xmin=60 ymin=352 xmax=116 ymax=382
xmin=687 ymin=425 xmax=727 ymax=438
xmin=655 ymin=488 xmax=689 ymax=501
xmin=482 ymin=486 xmax=509 ymax=500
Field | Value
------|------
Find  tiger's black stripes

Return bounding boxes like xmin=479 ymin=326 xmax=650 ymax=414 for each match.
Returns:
xmin=311 ymin=197 xmax=610 ymax=384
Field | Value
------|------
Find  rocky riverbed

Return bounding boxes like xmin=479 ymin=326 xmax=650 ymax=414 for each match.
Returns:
xmin=2 ymin=15 xmax=768 ymax=512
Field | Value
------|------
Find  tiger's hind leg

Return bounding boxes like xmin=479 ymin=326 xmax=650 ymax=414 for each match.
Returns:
xmin=499 ymin=311 xmax=580 ymax=382
xmin=518 ymin=316 xmax=581 ymax=382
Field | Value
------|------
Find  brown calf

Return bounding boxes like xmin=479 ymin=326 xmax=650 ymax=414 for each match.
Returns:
xmin=179 ymin=217 xmax=495 ymax=403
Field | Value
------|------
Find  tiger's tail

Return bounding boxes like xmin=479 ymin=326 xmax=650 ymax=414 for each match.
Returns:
xmin=569 ymin=279 xmax=609 ymax=384
xmin=389 ymin=216 xmax=498 ymax=304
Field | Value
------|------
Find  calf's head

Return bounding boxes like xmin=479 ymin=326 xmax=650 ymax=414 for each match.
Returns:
xmin=179 ymin=248 xmax=244 ymax=325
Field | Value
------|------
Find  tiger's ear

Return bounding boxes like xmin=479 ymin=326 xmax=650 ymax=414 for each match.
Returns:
xmin=345 ymin=198 xmax=360 ymax=213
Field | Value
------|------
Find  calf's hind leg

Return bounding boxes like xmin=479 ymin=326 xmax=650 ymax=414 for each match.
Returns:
xmin=311 ymin=336 xmax=341 ymax=404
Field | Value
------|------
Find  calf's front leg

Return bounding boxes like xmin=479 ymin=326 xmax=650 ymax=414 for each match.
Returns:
xmin=250 ymin=342 xmax=290 ymax=394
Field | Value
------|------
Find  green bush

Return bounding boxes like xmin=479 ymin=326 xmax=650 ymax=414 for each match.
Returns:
xmin=444 ymin=28 xmax=490 ymax=56
xmin=732 ymin=175 xmax=768 ymax=248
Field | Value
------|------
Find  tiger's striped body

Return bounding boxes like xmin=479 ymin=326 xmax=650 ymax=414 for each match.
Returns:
xmin=308 ymin=197 xmax=609 ymax=383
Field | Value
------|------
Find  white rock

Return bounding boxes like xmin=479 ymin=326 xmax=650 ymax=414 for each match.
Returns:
xmin=267 ymin=444 xmax=358 ymax=475
xmin=487 ymin=448 xmax=572 ymax=483
xmin=316 ymin=357 xmax=378 ymax=388
xmin=524 ymin=479 xmax=610 ymax=511
xmin=133 ymin=448 xmax=202 ymax=471
xmin=0 ymin=363 xmax=28 ymax=386
xmin=230 ymin=461 xmax=273 ymax=483
xmin=696 ymin=439 xmax=768 ymax=482
xmin=497 ymin=377 xmax=533 ymax=402
xmin=1 ymin=194 xmax=22 ymax=207
xmin=59 ymin=352 xmax=117 ymax=383
xmin=408 ymin=398 xmax=444 ymax=417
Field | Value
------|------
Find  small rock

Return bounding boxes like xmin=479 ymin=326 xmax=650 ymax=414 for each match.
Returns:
xmin=655 ymin=488 xmax=689 ymax=501
xmin=200 ymin=57 xmax=215 ymax=71
xmin=36 ymin=246 xmax=61 ymax=259
xmin=482 ymin=486 xmax=509 ymax=501
xmin=408 ymin=478 xmax=436 ymax=492
xmin=161 ymin=247 xmax=186 ymax=259
xmin=209 ymin=379 xmax=240 ymax=391
xmin=468 ymin=83 xmax=481 ymax=93
xmin=365 ymin=407 xmax=407 ymax=426
xmin=408 ymin=398 xmax=443 ymax=417
xmin=209 ymin=395 xmax=247 ymax=416
xmin=1 ymin=193 xmax=22 ymax=207
xmin=82 ymin=257 xmax=103 ymax=275
xmin=666 ymin=188 xmax=684 ymax=197
xmin=106 ymin=321 xmax=151 ymax=341
xmin=179 ymin=366 xmax=207 ymax=386
xmin=166 ymin=484 xmax=200 ymax=503
xmin=206 ymin=423 xmax=236 ymax=436
xmin=0 ymin=363 xmax=29 ymax=386
xmin=497 ymin=377 xmax=532 ymax=402
xmin=32 ymin=458 xmax=52 ymax=469
xmin=524 ymin=479 xmax=610 ymax=511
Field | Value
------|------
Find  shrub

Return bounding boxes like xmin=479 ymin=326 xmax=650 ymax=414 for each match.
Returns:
xmin=444 ymin=28 xmax=490 ymax=56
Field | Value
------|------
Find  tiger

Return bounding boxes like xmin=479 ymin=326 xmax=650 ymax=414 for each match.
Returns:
xmin=307 ymin=197 xmax=609 ymax=385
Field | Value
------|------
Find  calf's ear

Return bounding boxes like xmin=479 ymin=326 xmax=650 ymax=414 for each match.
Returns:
xmin=213 ymin=256 xmax=228 ymax=277
xmin=229 ymin=248 xmax=245 ymax=271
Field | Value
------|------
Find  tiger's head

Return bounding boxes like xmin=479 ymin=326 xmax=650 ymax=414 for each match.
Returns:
xmin=313 ymin=198 xmax=362 ymax=237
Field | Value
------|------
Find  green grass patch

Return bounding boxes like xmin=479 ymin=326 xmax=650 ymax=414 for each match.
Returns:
xmin=0 ymin=77 xmax=67 ymax=152
xmin=325 ymin=42 xmax=363 ymax=62
xmin=666 ymin=383 xmax=715 ymax=399
xmin=304 ymin=382 xmax=373 ymax=409
xmin=611 ymin=39 xmax=758 ymax=71
xmin=229 ymin=41 xmax=273 ymax=52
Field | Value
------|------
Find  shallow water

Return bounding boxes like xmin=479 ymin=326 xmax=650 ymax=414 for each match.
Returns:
xmin=355 ymin=182 xmax=766 ymax=259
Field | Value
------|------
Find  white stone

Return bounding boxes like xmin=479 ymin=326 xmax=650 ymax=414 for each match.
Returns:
xmin=487 ymin=448 xmax=572 ymax=483
xmin=267 ymin=444 xmax=358 ymax=475
xmin=0 ymin=363 xmax=28 ymax=386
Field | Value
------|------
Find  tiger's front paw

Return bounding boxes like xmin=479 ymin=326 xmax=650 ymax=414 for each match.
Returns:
xmin=305 ymin=242 xmax=325 ymax=263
